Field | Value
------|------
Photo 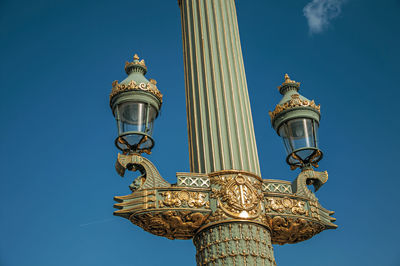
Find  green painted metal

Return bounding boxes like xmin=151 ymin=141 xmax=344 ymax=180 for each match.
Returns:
xmin=110 ymin=55 xmax=162 ymax=153
xmin=194 ymin=222 xmax=276 ymax=266
xmin=111 ymin=91 xmax=161 ymax=116
xmin=179 ymin=0 xmax=260 ymax=175
xmin=110 ymin=58 xmax=161 ymax=115
xmin=270 ymin=79 xmax=320 ymax=133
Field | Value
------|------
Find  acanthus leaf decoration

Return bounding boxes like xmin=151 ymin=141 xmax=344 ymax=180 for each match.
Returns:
xmin=159 ymin=190 xmax=210 ymax=209
xmin=110 ymin=80 xmax=163 ymax=104
xmin=269 ymin=94 xmax=320 ymax=120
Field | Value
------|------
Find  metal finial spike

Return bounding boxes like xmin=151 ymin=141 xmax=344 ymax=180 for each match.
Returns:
xmin=133 ymin=54 xmax=139 ymax=60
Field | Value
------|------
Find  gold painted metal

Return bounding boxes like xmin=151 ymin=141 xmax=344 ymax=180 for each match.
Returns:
xmin=109 ymin=79 xmax=163 ymax=104
xmin=278 ymin=73 xmax=300 ymax=89
xmin=197 ymin=218 xmax=269 ymax=234
xmin=125 ymin=53 xmax=147 ymax=73
xmin=209 ymin=169 xmax=263 ymax=182
xmin=265 ymin=216 xmax=325 ymax=245
xmin=130 ymin=211 xmax=209 ymax=240
xmin=265 ymin=197 xmax=308 ymax=216
xmin=211 ymin=174 xmax=262 ymax=219
xmin=289 ymin=150 xmax=322 ymax=170
xmin=269 ymin=93 xmax=320 ymax=120
xmin=159 ymin=191 xmax=210 ymax=208
xmin=113 ymin=154 xmax=336 ymax=245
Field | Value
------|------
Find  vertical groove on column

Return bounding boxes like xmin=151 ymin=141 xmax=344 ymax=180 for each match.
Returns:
xmin=185 ymin=0 xmax=202 ymax=172
xmin=203 ymin=0 xmax=225 ymax=170
xmin=211 ymin=0 xmax=236 ymax=170
xmin=219 ymin=0 xmax=244 ymax=171
xmin=222 ymin=0 xmax=251 ymax=172
xmin=229 ymin=0 xmax=261 ymax=173
xmin=179 ymin=0 xmax=261 ymax=175
xmin=191 ymin=0 xmax=208 ymax=172
xmin=180 ymin=0 xmax=194 ymax=171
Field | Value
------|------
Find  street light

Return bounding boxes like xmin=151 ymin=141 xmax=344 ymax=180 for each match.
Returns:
xmin=269 ymin=74 xmax=322 ymax=170
xmin=109 ymin=2 xmax=337 ymax=264
xmin=110 ymin=54 xmax=162 ymax=155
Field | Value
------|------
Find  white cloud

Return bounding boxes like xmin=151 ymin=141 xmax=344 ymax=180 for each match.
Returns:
xmin=303 ymin=0 xmax=345 ymax=34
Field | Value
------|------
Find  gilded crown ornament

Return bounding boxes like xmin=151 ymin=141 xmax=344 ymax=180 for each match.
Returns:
xmin=125 ymin=53 xmax=147 ymax=74
xmin=110 ymin=54 xmax=162 ymax=105
xmin=278 ymin=73 xmax=300 ymax=90
xmin=269 ymin=74 xmax=320 ymax=121
xmin=269 ymin=93 xmax=320 ymax=120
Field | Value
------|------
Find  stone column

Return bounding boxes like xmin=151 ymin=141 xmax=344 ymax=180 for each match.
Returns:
xmin=179 ymin=0 xmax=261 ymax=175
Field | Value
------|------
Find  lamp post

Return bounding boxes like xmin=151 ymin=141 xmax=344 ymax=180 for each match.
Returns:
xmin=109 ymin=1 xmax=337 ymax=265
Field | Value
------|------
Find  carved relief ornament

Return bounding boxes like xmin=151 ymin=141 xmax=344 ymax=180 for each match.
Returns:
xmin=269 ymin=94 xmax=320 ymax=120
xmin=110 ymin=79 xmax=163 ymax=103
xmin=130 ymin=211 xmax=209 ymax=240
xmin=265 ymin=215 xmax=324 ymax=245
xmin=265 ymin=197 xmax=308 ymax=216
xmin=211 ymin=174 xmax=262 ymax=219
xmin=159 ymin=190 xmax=209 ymax=209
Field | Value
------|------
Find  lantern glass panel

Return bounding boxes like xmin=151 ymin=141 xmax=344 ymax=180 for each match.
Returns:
xmin=116 ymin=101 xmax=158 ymax=150
xmin=118 ymin=102 xmax=147 ymax=133
xmin=278 ymin=118 xmax=318 ymax=161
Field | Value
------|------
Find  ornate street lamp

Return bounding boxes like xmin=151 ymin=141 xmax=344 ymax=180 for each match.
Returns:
xmin=110 ymin=54 xmax=162 ymax=155
xmin=269 ymin=74 xmax=322 ymax=170
xmin=109 ymin=2 xmax=336 ymax=265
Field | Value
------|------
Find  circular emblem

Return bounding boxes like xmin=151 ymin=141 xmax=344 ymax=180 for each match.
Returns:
xmin=218 ymin=175 xmax=261 ymax=219
xmin=177 ymin=191 xmax=190 ymax=201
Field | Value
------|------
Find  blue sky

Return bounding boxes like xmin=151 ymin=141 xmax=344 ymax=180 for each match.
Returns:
xmin=1 ymin=0 xmax=399 ymax=265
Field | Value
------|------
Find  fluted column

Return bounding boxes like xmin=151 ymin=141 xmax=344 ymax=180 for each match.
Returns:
xmin=179 ymin=0 xmax=261 ymax=175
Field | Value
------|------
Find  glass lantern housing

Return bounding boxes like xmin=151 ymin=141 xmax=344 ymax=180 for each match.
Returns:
xmin=269 ymin=74 xmax=322 ymax=169
xmin=278 ymin=118 xmax=321 ymax=165
xmin=115 ymin=101 xmax=158 ymax=153
xmin=110 ymin=54 xmax=162 ymax=154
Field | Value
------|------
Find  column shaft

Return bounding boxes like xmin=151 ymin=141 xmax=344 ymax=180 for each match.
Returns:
xmin=180 ymin=0 xmax=260 ymax=175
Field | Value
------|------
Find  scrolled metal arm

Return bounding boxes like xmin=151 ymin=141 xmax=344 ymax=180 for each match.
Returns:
xmin=292 ymin=169 xmax=328 ymax=200
xmin=115 ymin=153 xmax=170 ymax=191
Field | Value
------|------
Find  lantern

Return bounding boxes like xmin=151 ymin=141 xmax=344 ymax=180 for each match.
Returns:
xmin=269 ymin=74 xmax=322 ymax=170
xmin=110 ymin=54 xmax=162 ymax=154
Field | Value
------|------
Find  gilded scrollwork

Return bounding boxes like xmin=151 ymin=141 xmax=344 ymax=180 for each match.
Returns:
xmin=265 ymin=197 xmax=308 ymax=216
xmin=265 ymin=215 xmax=325 ymax=245
xmin=269 ymin=93 xmax=320 ymax=120
xmin=211 ymin=174 xmax=262 ymax=219
xmin=110 ymin=79 xmax=163 ymax=103
xmin=130 ymin=211 xmax=209 ymax=240
xmin=309 ymin=200 xmax=320 ymax=220
xmin=159 ymin=190 xmax=209 ymax=208
xmin=204 ymin=209 xmax=228 ymax=224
